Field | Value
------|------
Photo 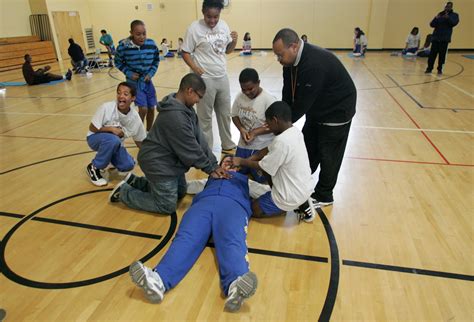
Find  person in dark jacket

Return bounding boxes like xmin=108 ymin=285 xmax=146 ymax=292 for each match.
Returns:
xmin=67 ymin=38 xmax=88 ymax=73
xmin=22 ymin=54 xmax=71 ymax=85
xmin=109 ymin=73 xmax=229 ymax=214
xmin=272 ymin=28 xmax=356 ymax=208
xmin=129 ymin=155 xmax=257 ymax=312
xmin=425 ymin=1 xmax=459 ymax=75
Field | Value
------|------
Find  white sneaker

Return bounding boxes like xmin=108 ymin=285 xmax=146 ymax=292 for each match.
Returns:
xmin=129 ymin=261 xmax=165 ymax=303
xmin=225 ymin=271 xmax=258 ymax=312
xmin=86 ymin=163 xmax=107 ymax=186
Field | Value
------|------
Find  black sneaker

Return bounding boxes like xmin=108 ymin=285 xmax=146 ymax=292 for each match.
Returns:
xmin=295 ymin=198 xmax=317 ymax=223
xmin=437 ymin=70 xmax=443 ymax=75
xmin=424 ymin=69 xmax=432 ymax=74
xmin=86 ymin=163 xmax=107 ymax=186
xmin=109 ymin=181 xmax=125 ymax=202
xmin=65 ymin=69 xmax=72 ymax=80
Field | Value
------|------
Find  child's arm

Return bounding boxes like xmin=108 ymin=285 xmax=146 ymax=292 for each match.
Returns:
xmin=145 ymin=41 xmax=160 ymax=82
xmin=89 ymin=123 xmax=124 ymax=138
xmin=249 ymin=125 xmax=272 ymax=139
xmin=182 ymin=52 xmax=204 ymax=75
xmin=232 ymin=116 xmax=251 ymax=143
xmin=233 ymin=148 xmax=269 ymax=170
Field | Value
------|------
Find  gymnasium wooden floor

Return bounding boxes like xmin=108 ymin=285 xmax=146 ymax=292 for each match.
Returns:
xmin=0 ymin=51 xmax=473 ymax=321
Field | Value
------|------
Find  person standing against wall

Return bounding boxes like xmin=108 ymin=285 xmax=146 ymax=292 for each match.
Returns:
xmin=272 ymin=28 xmax=357 ymax=208
xmin=425 ymin=1 xmax=459 ymax=75
xmin=181 ymin=0 xmax=238 ymax=152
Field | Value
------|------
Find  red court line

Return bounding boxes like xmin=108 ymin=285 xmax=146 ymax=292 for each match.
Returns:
xmin=348 ymin=156 xmax=473 ymax=167
xmin=0 ymin=134 xmax=84 ymax=142
xmin=384 ymin=89 xmax=451 ymax=165
xmin=360 ymin=61 xmax=451 ymax=165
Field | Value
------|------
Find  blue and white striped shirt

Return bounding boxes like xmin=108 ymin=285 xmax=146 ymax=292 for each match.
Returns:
xmin=115 ymin=38 xmax=160 ymax=89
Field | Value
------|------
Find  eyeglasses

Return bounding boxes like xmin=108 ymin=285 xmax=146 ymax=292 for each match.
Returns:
xmin=193 ymin=89 xmax=204 ymax=99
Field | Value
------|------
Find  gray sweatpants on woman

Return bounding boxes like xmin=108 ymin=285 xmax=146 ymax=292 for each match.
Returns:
xmin=197 ymin=75 xmax=236 ymax=150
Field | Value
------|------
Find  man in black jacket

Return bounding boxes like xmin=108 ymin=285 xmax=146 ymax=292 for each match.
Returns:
xmin=272 ymin=28 xmax=356 ymax=207
xmin=67 ymin=38 xmax=88 ymax=73
xmin=425 ymin=1 xmax=460 ymax=75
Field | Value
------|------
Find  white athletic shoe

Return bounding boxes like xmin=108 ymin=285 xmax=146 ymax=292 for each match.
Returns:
xmin=295 ymin=197 xmax=317 ymax=223
xmin=86 ymin=163 xmax=107 ymax=186
xmin=225 ymin=271 xmax=258 ymax=312
xmin=129 ymin=261 xmax=165 ymax=303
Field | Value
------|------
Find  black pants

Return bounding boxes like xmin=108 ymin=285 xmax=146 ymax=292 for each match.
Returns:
xmin=303 ymin=121 xmax=352 ymax=203
xmin=427 ymin=41 xmax=449 ymax=71
xmin=31 ymin=74 xmax=62 ymax=85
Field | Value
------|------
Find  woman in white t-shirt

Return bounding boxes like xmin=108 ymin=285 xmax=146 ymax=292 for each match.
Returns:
xmin=353 ymin=27 xmax=368 ymax=56
xmin=181 ymin=0 xmax=238 ymax=151
xmin=231 ymin=68 xmax=276 ymax=183
xmin=403 ymin=27 xmax=421 ymax=55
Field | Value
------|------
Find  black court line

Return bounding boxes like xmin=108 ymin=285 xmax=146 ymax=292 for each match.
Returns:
xmin=207 ymin=242 xmax=328 ymax=263
xmin=0 ymin=146 xmax=136 ymax=175
xmin=316 ymin=207 xmax=340 ymax=322
xmin=0 ymin=210 xmax=162 ymax=240
xmin=386 ymin=74 xmax=473 ymax=111
xmin=343 ymin=260 xmax=474 ymax=282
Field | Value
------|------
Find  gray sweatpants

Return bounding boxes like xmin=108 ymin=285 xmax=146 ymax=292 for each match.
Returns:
xmin=197 ymin=75 xmax=236 ymax=150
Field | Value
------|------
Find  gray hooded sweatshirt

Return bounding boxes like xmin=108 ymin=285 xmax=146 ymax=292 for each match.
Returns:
xmin=137 ymin=93 xmax=218 ymax=181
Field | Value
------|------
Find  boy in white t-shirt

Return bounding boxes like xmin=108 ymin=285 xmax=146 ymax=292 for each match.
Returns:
xmin=231 ymin=68 xmax=276 ymax=183
xmin=86 ymin=82 xmax=146 ymax=186
xmin=233 ymin=101 xmax=317 ymax=222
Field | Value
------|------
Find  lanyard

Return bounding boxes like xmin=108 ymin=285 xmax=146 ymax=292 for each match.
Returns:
xmin=291 ymin=66 xmax=298 ymax=104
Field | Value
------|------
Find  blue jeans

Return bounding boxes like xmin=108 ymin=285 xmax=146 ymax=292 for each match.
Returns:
xmin=155 ymin=195 xmax=250 ymax=295
xmin=120 ymin=174 xmax=187 ymax=214
xmin=87 ymin=133 xmax=135 ymax=171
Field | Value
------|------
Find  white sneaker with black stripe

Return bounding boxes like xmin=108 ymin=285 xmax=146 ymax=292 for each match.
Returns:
xmin=86 ymin=163 xmax=107 ymax=186
xmin=225 ymin=271 xmax=258 ymax=312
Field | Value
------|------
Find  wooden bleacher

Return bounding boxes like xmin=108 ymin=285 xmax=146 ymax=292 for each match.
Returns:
xmin=0 ymin=36 xmax=57 ymax=72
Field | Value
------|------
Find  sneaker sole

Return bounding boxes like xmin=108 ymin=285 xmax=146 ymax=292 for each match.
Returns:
xmin=225 ymin=271 xmax=258 ymax=312
xmin=129 ymin=261 xmax=163 ymax=303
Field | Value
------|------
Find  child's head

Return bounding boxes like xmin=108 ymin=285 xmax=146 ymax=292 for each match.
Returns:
xmin=161 ymin=38 xmax=167 ymax=44
xmin=178 ymin=37 xmax=183 ymax=43
xmin=411 ymin=27 xmax=419 ymax=35
xmin=220 ymin=154 xmax=237 ymax=171
xmin=202 ymin=0 xmax=224 ymax=28
xmin=301 ymin=34 xmax=308 ymax=43
xmin=116 ymin=82 xmax=136 ymax=112
xmin=244 ymin=32 xmax=251 ymax=41
xmin=68 ymin=38 xmax=75 ymax=45
xmin=265 ymin=101 xmax=292 ymax=135
xmin=24 ymin=54 xmax=32 ymax=62
xmin=130 ymin=20 xmax=146 ymax=46
xmin=239 ymin=68 xmax=261 ymax=100
xmin=101 ymin=29 xmax=107 ymax=35
xmin=178 ymin=73 xmax=206 ymax=108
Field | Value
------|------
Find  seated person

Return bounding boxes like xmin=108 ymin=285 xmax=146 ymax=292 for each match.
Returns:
xmin=22 ymin=54 xmax=71 ymax=85
xmin=241 ymin=32 xmax=252 ymax=55
xmin=417 ymin=34 xmax=432 ymax=57
xmin=231 ymin=68 xmax=276 ymax=183
xmin=233 ymin=101 xmax=317 ymax=222
xmin=129 ymin=155 xmax=257 ymax=312
xmin=403 ymin=27 xmax=421 ymax=55
xmin=353 ymin=27 xmax=368 ymax=56
xmin=86 ymin=82 xmax=146 ymax=186
xmin=160 ymin=38 xmax=174 ymax=58
xmin=68 ymin=38 xmax=88 ymax=73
